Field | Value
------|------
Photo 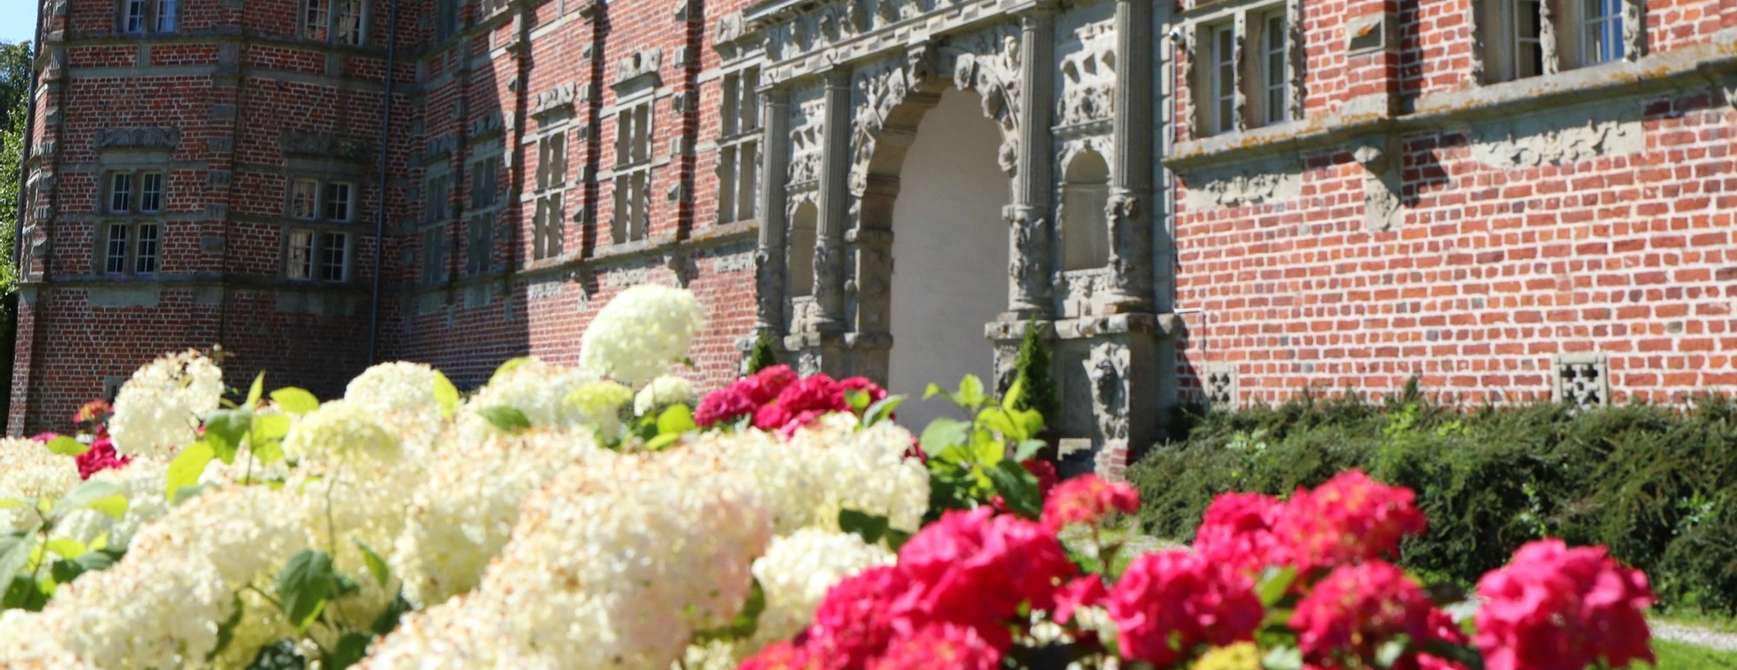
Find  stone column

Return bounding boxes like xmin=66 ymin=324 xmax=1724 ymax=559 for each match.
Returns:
xmin=1004 ymin=4 xmax=1056 ymax=319
xmin=1104 ymin=0 xmax=1155 ymax=313
xmin=814 ymin=68 xmax=852 ymax=331
xmin=754 ymin=86 xmax=791 ymax=334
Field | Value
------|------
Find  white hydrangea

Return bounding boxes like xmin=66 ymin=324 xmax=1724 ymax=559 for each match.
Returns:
xmin=359 ymin=596 xmax=562 ymax=670
xmin=367 ymin=450 xmax=771 ymax=669
xmin=688 ymin=417 xmax=929 ymax=535
xmin=392 ymin=428 xmax=604 ymax=607
xmin=578 ymin=284 xmax=706 ymax=386
xmin=283 ymin=399 xmax=402 ymax=468
xmin=0 ymin=438 xmax=79 ymax=531
xmin=749 ymin=529 xmax=894 ymax=649
xmin=108 ymin=350 xmax=223 ymax=459
xmin=52 ymin=457 xmax=170 ymax=550
xmin=0 ymin=611 xmax=94 ymax=669
xmin=344 ymin=361 xmax=448 ymax=451
xmin=458 ymin=358 xmax=598 ymax=443
xmin=633 ymin=374 xmax=694 ymax=417
xmin=124 ymin=484 xmax=307 ymax=588
xmin=567 ymin=381 xmax=633 ymax=441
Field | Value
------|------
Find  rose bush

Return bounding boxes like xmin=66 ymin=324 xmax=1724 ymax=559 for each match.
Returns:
xmin=0 ymin=285 xmax=1659 ymax=669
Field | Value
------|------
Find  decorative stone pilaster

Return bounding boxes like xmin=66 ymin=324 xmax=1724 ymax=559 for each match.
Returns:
xmin=815 ymin=69 xmax=852 ymax=331
xmin=1005 ymin=5 xmax=1056 ymax=319
xmin=1103 ymin=0 xmax=1155 ymax=313
xmin=754 ymin=88 xmax=792 ymax=334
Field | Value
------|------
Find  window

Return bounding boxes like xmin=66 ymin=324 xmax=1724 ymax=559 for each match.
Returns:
xmin=109 ymin=173 xmax=133 ymax=213
xmin=324 ymin=182 xmax=353 ymax=222
xmin=470 ymin=159 xmax=500 ymax=209
xmin=140 ymin=172 xmax=163 ymax=213
xmin=422 ymin=226 xmax=447 ymax=285
xmin=287 ymin=230 xmax=315 ymax=279
xmin=1481 ymin=0 xmax=1544 ymax=83
xmin=1582 ymin=0 xmax=1624 ymax=66
xmin=612 ymin=100 xmax=654 ymax=243
xmin=1258 ymin=11 xmax=1290 ymax=126
xmin=425 ymin=173 xmax=450 ymax=223
xmin=101 ymin=222 xmax=159 ymax=275
xmin=436 ymin=0 xmax=459 ymax=41
xmin=303 ymin=0 xmax=364 ymax=45
xmin=121 ymin=0 xmax=175 ymax=34
xmin=532 ymin=133 xmax=567 ymax=260
xmin=717 ymin=66 xmax=761 ymax=224
xmin=320 ymin=233 xmax=348 ymax=281
xmin=1205 ymin=22 xmax=1236 ymax=135
xmin=466 ymin=216 xmax=493 ymax=275
xmin=290 ymin=179 xmax=318 ymax=219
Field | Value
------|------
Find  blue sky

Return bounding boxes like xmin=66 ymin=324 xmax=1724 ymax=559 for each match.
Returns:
xmin=3 ymin=1 xmax=38 ymax=45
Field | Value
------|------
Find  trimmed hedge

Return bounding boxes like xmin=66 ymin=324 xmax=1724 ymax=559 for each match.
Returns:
xmin=1129 ymin=388 xmax=1737 ymax=613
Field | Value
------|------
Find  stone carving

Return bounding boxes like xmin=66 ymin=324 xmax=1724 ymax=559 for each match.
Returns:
xmin=468 ymin=111 xmax=506 ymax=139
xmin=1468 ymin=104 xmax=1643 ymax=168
xmin=614 ymin=49 xmax=663 ymax=86
xmin=1058 ymin=22 xmax=1116 ymax=127
xmin=531 ymin=82 xmax=579 ymax=117
xmin=1087 ymin=341 xmax=1130 ymax=443
xmin=849 ymin=53 xmax=930 ymax=194
xmin=92 ymin=127 xmax=180 ymax=152
xmin=948 ymin=24 xmax=1023 ymax=174
xmin=715 ymin=12 xmax=747 ymax=45
xmin=423 ymin=132 xmax=459 ymax=162
xmin=1180 ymin=159 xmax=1304 ymax=209
xmin=788 ymin=295 xmax=822 ymax=334
xmin=1553 ymin=353 xmax=1609 ymax=411
xmin=1005 ymin=207 xmax=1049 ymax=310
xmin=1104 ymin=190 xmax=1143 ymax=296
xmin=1057 ymin=268 xmax=1114 ymax=318
xmin=281 ymin=131 xmax=371 ymax=162
xmin=664 ymin=253 xmax=697 ymax=287
xmin=1204 ymin=364 xmax=1238 ymax=409
xmin=788 ymin=97 xmax=825 ymax=188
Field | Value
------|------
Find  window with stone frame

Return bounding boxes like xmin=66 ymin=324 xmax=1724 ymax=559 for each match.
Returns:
xmin=469 ymin=158 xmax=501 ymax=210
xmin=532 ymin=131 xmax=567 ymax=260
xmin=612 ymin=99 xmax=654 ymax=244
xmin=422 ymin=225 xmax=448 ymax=285
xmin=1479 ymin=0 xmax=1635 ymax=84
xmin=425 ymin=172 xmax=451 ymax=224
xmin=466 ymin=214 xmax=494 ymax=276
xmin=303 ymin=0 xmax=365 ymax=46
xmin=716 ymin=65 xmax=761 ymax=225
xmin=98 ymin=168 xmax=166 ymax=276
xmin=1190 ymin=2 xmax=1299 ymax=136
xmin=284 ymin=177 xmax=356 ymax=282
xmin=436 ymin=0 xmax=460 ymax=42
xmin=120 ymin=0 xmax=177 ymax=34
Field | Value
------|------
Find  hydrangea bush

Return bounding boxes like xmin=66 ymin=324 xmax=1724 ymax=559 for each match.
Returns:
xmin=0 ymin=285 xmax=1659 ymax=669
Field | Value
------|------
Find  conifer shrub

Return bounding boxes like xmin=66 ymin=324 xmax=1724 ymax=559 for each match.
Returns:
xmin=1007 ymin=321 xmax=1058 ymax=423
xmin=744 ymin=330 xmax=780 ymax=374
xmin=1130 ymin=390 xmax=1737 ymax=613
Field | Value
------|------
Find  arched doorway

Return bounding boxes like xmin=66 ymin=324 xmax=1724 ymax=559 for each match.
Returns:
xmin=886 ymin=89 xmax=1012 ymax=428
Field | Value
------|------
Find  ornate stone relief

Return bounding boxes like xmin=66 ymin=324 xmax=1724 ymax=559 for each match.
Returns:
xmin=531 ymin=82 xmax=580 ymax=118
xmin=423 ymin=132 xmax=459 ymax=163
xmin=614 ymin=49 xmax=663 ymax=87
xmin=1087 ymin=341 xmax=1130 ymax=444
xmin=948 ymin=24 xmax=1024 ymax=175
xmin=1553 ymin=353 xmax=1609 ymax=411
xmin=1203 ymin=364 xmax=1238 ymax=409
xmin=92 ymin=127 xmax=180 ymax=152
xmin=1467 ymin=103 xmax=1643 ymax=169
xmin=1180 ymin=158 xmax=1304 ymax=210
xmin=467 ymin=111 xmax=506 ymax=139
xmin=1005 ymin=206 xmax=1048 ymax=306
xmin=788 ymin=95 xmax=825 ymax=189
xmin=1057 ymin=22 xmax=1116 ymax=127
xmin=281 ymin=131 xmax=371 ymax=162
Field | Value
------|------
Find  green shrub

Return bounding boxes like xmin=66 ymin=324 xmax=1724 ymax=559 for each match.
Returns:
xmin=1129 ymin=391 xmax=1737 ymax=612
xmin=744 ymin=331 xmax=779 ymax=374
xmin=1007 ymin=321 xmax=1057 ymax=424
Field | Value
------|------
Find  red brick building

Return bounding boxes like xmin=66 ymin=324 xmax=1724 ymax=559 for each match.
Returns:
xmin=11 ymin=0 xmax=1737 ymax=472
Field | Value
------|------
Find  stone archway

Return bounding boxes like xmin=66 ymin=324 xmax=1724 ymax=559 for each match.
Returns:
xmin=883 ymin=89 xmax=1013 ymax=428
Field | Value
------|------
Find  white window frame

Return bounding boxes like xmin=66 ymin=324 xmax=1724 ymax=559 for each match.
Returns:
xmin=1205 ymin=21 xmax=1236 ymax=136
xmin=532 ymin=131 xmax=568 ymax=260
xmin=1580 ymin=0 xmax=1624 ymax=66
xmin=121 ymin=0 xmax=176 ymax=34
xmin=287 ymin=230 xmax=315 ymax=280
xmin=108 ymin=172 xmax=133 ymax=213
xmin=319 ymin=232 xmax=349 ymax=282
xmin=1258 ymin=10 xmax=1290 ymax=127
xmin=717 ymin=65 xmax=761 ymax=225
xmin=612 ymin=98 xmax=655 ymax=244
xmin=323 ymin=181 xmax=354 ymax=222
xmin=139 ymin=172 xmax=164 ymax=213
xmin=99 ymin=221 xmax=160 ymax=276
xmin=303 ymin=0 xmax=365 ymax=46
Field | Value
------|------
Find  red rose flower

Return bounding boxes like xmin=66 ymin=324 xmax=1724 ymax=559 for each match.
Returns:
xmin=894 ymin=507 xmax=1075 ymax=639
xmin=1474 ymin=540 xmax=1655 ymax=670
xmin=1041 ymin=474 xmax=1139 ymax=532
xmin=754 ymin=374 xmax=849 ymax=435
xmin=1276 ymin=470 xmax=1427 ymax=574
xmin=1194 ymin=492 xmax=1288 ymax=576
xmin=1107 ymin=550 xmax=1263 ymax=667
xmin=694 ymin=365 xmax=802 ymax=427
xmin=1290 ymin=561 xmax=1466 ymax=670
xmin=74 ymin=434 xmax=131 ymax=480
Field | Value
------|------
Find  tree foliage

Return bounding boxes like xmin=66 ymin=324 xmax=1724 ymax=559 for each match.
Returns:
xmin=0 ymin=40 xmax=30 ymax=296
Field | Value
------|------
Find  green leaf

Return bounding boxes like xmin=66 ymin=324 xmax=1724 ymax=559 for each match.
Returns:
xmin=691 ymin=579 xmax=766 ymax=643
xmin=246 ymin=372 xmax=266 ymax=407
xmin=919 ymin=418 xmax=971 ymax=457
xmin=0 ymin=534 xmax=32 ymax=580
xmin=986 ymin=459 xmax=1042 ymax=519
xmin=325 ymin=632 xmax=372 ymax=670
xmin=205 ymin=409 xmax=255 ymax=464
xmin=490 ymin=357 xmax=532 ymax=384
xmin=166 ymin=440 xmax=216 ymax=502
xmin=209 ymin=593 xmax=245 ymax=661
xmin=355 ymin=540 xmax=391 ymax=588
xmin=644 ymin=433 xmax=682 ymax=452
xmin=862 ymin=395 xmax=905 ymax=428
xmin=432 ymin=371 xmax=461 ymax=419
xmin=2 ymin=574 xmax=49 ymax=611
xmin=74 ymin=549 xmax=117 ymax=573
xmin=1012 ymin=439 xmax=1046 ymax=463
xmin=370 ymin=592 xmax=412 ymax=636
xmin=269 ymin=388 xmax=320 ymax=416
xmin=952 ymin=375 xmax=986 ymax=410
xmin=45 ymin=435 xmax=89 ymax=457
xmin=478 ymin=406 xmax=531 ymax=432
xmin=1256 ymin=566 xmax=1298 ymax=607
xmin=1001 ymin=376 xmax=1025 ymax=413
xmin=48 ymin=558 xmax=84 ymax=585
xmin=44 ymin=537 xmax=87 ymax=560
xmin=275 ymin=549 xmax=337 ymax=631
xmin=250 ymin=412 xmax=292 ymax=446
xmin=845 ymin=389 xmax=871 ymax=413
xmin=53 ymin=480 xmax=127 ymax=520
xmin=656 ymin=404 xmax=697 ymax=436
xmin=923 ymin=383 xmax=944 ymax=400
xmin=838 ymin=508 xmax=891 ymax=544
